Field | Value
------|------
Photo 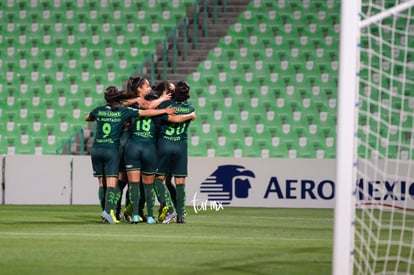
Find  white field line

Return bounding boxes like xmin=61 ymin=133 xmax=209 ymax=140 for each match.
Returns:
xmin=0 ymin=231 xmax=332 ymax=242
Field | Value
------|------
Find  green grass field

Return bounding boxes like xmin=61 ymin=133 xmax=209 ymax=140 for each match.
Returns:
xmin=0 ymin=206 xmax=334 ymax=275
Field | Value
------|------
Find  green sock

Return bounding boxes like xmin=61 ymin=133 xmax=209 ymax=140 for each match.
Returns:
xmin=166 ymin=179 xmax=177 ymax=208
xmin=176 ymin=184 xmax=186 ymax=218
xmin=117 ymin=179 xmax=127 ymax=209
xmin=154 ymin=178 xmax=166 ymax=204
xmin=125 ymin=184 xmax=130 ymax=207
xmin=144 ymin=184 xmax=155 ymax=218
xmin=129 ymin=182 xmax=140 ymax=216
xmin=104 ymin=187 xmax=116 ymax=213
xmin=164 ymin=188 xmax=175 ymax=214
xmin=151 ymin=186 xmax=156 ymax=206
xmin=98 ymin=186 xmax=106 ymax=211
xmin=138 ymin=183 xmax=146 ymax=217
xmin=114 ymin=183 xmax=122 ymax=211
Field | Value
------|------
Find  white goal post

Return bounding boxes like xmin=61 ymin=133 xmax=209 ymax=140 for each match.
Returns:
xmin=334 ymin=1 xmax=414 ymax=275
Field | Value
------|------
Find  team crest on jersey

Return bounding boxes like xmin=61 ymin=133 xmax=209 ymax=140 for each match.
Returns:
xmin=199 ymin=165 xmax=255 ymax=205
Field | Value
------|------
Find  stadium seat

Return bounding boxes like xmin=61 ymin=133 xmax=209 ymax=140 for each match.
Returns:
xmin=227 ymin=23 xmax=250 ymax=46
xmin=1 ymin=0 xmax=342 ymax=157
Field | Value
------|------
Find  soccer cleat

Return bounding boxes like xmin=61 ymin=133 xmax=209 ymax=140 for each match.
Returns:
xmin=110 ymin=209 xmax=120 ymax=223
xmin=158 ymin=203 xmax=169 ymax=222
xmin=162 ymin=212 xmax=177 ymax=224
xmin=123 ymin=204 xmax=133 ymax=222
xmin=139 ymin=211 xmax=147 ymax=223
xmin=176 ymin=216 xmax=185 ymax=224
xmin=131 ymin=215 xmax=141 ymax=224
xmin=123 ymin=214 xmax=132 ymax=223
xmin=147 ymin=216 xmax=156 ymax=224
xmin=102 ymin=211 xmax=117 ymax=224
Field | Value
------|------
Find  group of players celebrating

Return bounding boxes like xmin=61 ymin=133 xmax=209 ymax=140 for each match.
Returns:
xmin=84 ymin=77 xmax=196 ymax=224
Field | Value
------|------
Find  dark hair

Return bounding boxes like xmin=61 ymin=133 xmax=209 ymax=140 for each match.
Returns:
xmin=126 ymin=77 xmax=145 ymax=99
xmin=174 ymin=80 xmax=190 ymax=103
xmin=104 ymin=86 xmax=125 ymax=108
xmin=145 ymin=91 xmax=159 ymax=101
xmin=152 ymin=80 xmax=172 ymax=98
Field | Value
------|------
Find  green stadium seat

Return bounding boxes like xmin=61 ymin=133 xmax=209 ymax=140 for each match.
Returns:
xmin=227 ymin=23 xmax=250 ymax=45
xmin=1 ymin=0 xmax=342 ymax=157
xmin=240 ymin=141 xmax=262 ymax=158
xmin=189 ymin=139 xmax=208 ymax=157
xmin=5 ymin=112 xmax=18 ymax=135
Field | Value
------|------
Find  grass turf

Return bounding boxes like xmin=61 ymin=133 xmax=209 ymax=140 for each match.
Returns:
xmin=0 ymin=205 xmax=334 ymax=274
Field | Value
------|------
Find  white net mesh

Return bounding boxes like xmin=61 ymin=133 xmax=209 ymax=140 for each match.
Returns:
xmin=354 ymin=1 xmax=414 ymax=274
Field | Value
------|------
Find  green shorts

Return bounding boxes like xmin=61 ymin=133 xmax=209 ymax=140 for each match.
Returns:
xmin=156 ymin=139 xmax=188 ymax=177
xmin=91 ymin=145 xmax=120 ymax=178
xmin=124 ymin=139 xmax=157 ymax=175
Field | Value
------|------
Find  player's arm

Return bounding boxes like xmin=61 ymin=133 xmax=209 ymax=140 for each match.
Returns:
xmin=147 ymin=91 xmax=171 ymax=109
xmin=139 ymin=105 xmax=177 ymax=117
xmin=123 ymin=97 xmax=144 ymax=107
xmin=168 ymin=111 xmax=196 ymax=123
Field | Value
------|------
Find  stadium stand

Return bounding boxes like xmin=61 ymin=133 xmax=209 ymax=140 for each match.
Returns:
xmin=186 ymin=0 xmax=339 ymax=158
xmin=0 ymin=0 xmax=340 ymax=158
xmin=0 ymin=0 xmax=193 ymax=155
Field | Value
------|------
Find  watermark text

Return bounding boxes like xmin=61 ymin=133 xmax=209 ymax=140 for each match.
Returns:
xmin=191 ymin=192 xmax=224 ymax=214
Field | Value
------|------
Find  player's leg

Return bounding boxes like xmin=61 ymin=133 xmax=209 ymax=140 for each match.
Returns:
xmin=174 ymin=144 xmax=189 ymax=224
xmin=123 ymin=140 xmax=144 ymax=223
xmin=162 ymin=186 xmax=177 ymax=224
xmin=117 ymin=169 xmax=132 ymax=222
xmin=142 ymin=174 xmax=156 ymax=224
xmin=116 ymin=170 xmax=128 ymax=221
xmin=94 ymin=146 xmax=120 ymax=224
xmin=117 ymin=130 xmax=129 ymax=220
xmin=98 ymin=177 xmax=107 ymax=213
xmin=165 ymin=175 xmax=177 ymax=209
xmin=103 ymin=148 xmax=122 ymax=224
xmin=102 ymin=176 xmax=120 ymax=224
xmin=91 ymin=147 xmax=106 ymax=219
xmin=123 ymin=186 xmax=132 ymax=222
xmin=155 ymin=140 xmax=176 ymax=222
xmin=175 ymin=177 xmax=186 ymax=224
xmin=126 ymin=170 xmax=142 ymax=224
xmin=140 ymin=142 xmax=157 ymax=224
xmin=154 ymin=175 xmax=169 ymax=221
xmin=138 ymin=181 xmax=147 ymax=222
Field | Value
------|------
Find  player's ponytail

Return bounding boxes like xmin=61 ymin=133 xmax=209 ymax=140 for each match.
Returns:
xmin=174 ymin=81 xmax=190 ymax=103
xmin=104 ymin=86 xmax=125 ymax=108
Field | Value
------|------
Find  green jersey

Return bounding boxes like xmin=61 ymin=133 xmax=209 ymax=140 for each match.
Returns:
xmin=156 ymin=100 xmax=195 ymax=142
xmin=88 ymin=104 xmax=139 ymax=147
xmin=129 ymin=116 xmax=157 ymax=143
xmin=155 ymin=100 xmax=194 ymax=177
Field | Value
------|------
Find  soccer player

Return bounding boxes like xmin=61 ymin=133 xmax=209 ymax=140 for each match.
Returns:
xmin=117 ymin=76 xmax=171 ymax=222
xmin=124 ymin=77 xmax=171 ymax=110
xmin=154 ymin=80 xmax=196 ymax=223
xmin=124 ymin=79 xmax=195 ymax=224
xmin=84 ymin=86 xmax=176 ymax=224
xmin=150 ymin=81 xmax=178 ymax=222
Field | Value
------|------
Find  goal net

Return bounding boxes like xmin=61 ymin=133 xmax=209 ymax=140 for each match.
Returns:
xmin=334 ymin=0 xmax=414 ymax=274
